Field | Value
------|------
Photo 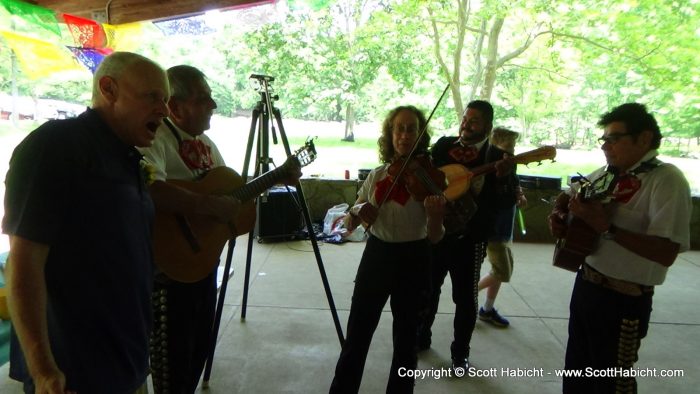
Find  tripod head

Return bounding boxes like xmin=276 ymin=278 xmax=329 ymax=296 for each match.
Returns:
xmin=248 ymin=74 xmax=284 ymax=164
xmin=250 ymin=74 xmax=280 ymax=102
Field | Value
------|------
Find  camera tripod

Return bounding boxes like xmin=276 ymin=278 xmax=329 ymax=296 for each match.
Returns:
xmin=202 ymin=75 xmax=345 ymax=385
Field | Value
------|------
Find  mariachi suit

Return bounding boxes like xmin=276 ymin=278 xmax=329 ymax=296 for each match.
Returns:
xmin=418 ymin=136 xmax=515 ymax=362
xmin=139 ymin=119 xmax=226 ymax=394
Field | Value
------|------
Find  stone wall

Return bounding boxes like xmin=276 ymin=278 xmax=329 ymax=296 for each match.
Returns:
xmin=513 ymin=188 xmax=700 ymax=251
xmin=298 ymin=178 xmax=361 ymax=222
xmin=298 ymin=178 xmax=700 ymax=250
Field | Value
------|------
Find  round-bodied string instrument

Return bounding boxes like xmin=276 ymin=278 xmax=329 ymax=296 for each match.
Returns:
xmin=440 ymin=146 xmax=557 ymax=201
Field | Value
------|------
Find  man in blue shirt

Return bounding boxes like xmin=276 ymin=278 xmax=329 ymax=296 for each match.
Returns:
xmin=2 ymin=52 xmax=170 ymax=394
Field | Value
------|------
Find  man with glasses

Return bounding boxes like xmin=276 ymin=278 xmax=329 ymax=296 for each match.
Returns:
xmin=548 ymin=103 xmax=691 ymax=393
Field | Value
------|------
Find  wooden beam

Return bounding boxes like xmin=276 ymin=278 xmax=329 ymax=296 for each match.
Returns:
xmin=35 ymin=0 xmax=272 ymax=25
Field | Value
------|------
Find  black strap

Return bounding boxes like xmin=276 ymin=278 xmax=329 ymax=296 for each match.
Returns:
xmin=629 ymin=156 xmax=661 ymax=176
xmin=163 ymin=118 xmax=183 ymax=146
xmin=161 ymin=118 xmax=203 ymax=252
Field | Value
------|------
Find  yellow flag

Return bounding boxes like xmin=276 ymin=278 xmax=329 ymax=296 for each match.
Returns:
xmin=0 ymin=30 xmax=85 ymax=80
xmin=103 ymin=22 xmax=143 ymax=52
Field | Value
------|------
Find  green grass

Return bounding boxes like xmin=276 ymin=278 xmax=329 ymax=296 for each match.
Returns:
xmin=287 ymin=135 xmax=378 ymax=150
xmin=0 ymin=121 xmax=37 ymax=138
xmin=514 ymin=161 xmax=599 ymax=189
xmin=2 ymin=121 xmax=699 ymax=194
xmin=291 ymin=135 xmax=700 ymax=192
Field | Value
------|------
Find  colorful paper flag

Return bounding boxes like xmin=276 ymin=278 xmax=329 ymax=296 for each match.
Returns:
xmin=103 ymin=22 xmax=143 ymax=52
xmin=0 ymin=30 xmax=85 ymax=79
xmin=62 ymin=13 xmax=107 ymax=48
xmin=67 ymin=46 xmax=112 ymax=73
xmin=0 ymin=0 xmax=61 ymax=36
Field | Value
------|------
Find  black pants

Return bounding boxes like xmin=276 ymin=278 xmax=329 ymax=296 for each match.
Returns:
xmin=330 ymin=236 xmax=431 ymax=394
xmin=563 ymin=270 xmax=653 ymax=394
xmin=151 ymin=271 xmax=217 ymax=394
xmin=418 ymin=235 xmax=485 ymax=360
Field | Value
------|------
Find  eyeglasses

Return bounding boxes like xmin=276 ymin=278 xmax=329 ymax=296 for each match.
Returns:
xmin=393 ymin=124 xmax=419 ymax=133
xmin=597 ymin=133 xmax=634 ymax=145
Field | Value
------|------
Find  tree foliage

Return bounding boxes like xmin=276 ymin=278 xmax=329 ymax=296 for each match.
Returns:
xmin=1 ymin=0 xmax=699 ymax=154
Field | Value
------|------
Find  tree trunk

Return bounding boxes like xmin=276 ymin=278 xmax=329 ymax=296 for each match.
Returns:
xmin=466 ymin=18 xmax=487 ymax=112
xmin=342 ymin=104 xmax=355 ymax=142
xmin=480 ymin=17 xmax=504 ymax=100
xmin=10 ymin=50 xmax=19 ymax=126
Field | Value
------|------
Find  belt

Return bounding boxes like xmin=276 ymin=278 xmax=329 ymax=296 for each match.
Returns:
xmin=582 ymin=264 xmax=654 ymax=297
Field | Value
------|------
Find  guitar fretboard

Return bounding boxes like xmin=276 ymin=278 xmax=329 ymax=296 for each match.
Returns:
xmin=231 ymin=166 xmax=290 ymax=202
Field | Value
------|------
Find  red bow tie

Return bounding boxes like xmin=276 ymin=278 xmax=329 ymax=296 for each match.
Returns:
xmin=374 ymin=176 xmax=410 ymax=206
xmin=179 ymin=139 xmax=214 ymax=170
xmin=448 ymin=145 xmax=478 ymax=164
xmin=612 ymin=174 xmax=641 ymax=203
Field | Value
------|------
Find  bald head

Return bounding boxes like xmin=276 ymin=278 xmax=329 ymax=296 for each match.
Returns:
xmin=91 ymin=52 xmax=170 ymax=147
xmin=92 ymin=52 xmax=164 ymax=107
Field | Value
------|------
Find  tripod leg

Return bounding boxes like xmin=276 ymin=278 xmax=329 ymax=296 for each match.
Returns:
xmin=297 ymin=185 xmax=346 ymax=345
xmin=272 ymin=107 xmax=346 ymax=345
xmin=202 ymin=238 xmax=236 ymax=387
xmin=241 ymin=225 xmax=256 ymax=319
xmin=239 ymin=104 xmax=265 ymax=320
xmin=241 ymin=103 xmax=262 ymax=180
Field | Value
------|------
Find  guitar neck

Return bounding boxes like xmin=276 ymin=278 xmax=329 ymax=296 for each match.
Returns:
xmin=232 ymin=167 xmax=289 ymax=202
xmin=468 ymin=147 xmax=553 ymax=177
xmin=470 ymin=162 xmax=499 ymax=178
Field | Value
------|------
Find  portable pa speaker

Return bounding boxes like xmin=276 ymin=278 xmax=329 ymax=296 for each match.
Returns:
xmin=254 ymin=186 xmax=302 ymax=240
xmin=518 ymin=174 xmax=562 ymax=190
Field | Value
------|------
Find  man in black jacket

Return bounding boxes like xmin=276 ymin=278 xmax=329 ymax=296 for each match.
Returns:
xmin=417 ymin=100 xmax=517 ymax=374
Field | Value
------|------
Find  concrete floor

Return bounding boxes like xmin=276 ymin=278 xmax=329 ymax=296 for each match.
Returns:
xmin=1 ymin=238 xmax=698 ymax=393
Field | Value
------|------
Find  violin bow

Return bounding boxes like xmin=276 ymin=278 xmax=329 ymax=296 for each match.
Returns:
xmin=374 ymin=83 xmax=451 ymax=211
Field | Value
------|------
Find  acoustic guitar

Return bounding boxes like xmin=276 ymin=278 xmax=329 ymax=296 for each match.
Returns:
xmin=552 ymin=171 xmax=618 ymax=272
xmin=440 ymin=146 xmax=557 ymax=201
xmin=152 ymin=140 xmax=317 ymax=283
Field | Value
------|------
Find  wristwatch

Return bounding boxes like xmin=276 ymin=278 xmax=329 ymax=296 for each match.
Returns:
xmin=601 ymin=224 xmax=617 ymax=240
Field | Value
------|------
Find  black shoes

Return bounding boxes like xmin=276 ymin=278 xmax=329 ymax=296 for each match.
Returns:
xmin=451 ymin=357 xmax=470 ymax=377
xmin=416 ymin=335 xmax=431 ymax=352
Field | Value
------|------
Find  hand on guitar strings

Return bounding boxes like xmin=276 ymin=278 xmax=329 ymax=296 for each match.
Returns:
xmin=547 ymin=193 xmax=570 ymax=238
xmin=195 ymin=194 xmax=241 ymax=223
xmin=494 ymin=153 xmax=516 ymax=177
xmin=282 ymin=166 xmax=303 ymax=186
xmin=280 ymin=156 xmax=304 ymax=186
xmin=568 ymin=195 xmax=611 ymax=234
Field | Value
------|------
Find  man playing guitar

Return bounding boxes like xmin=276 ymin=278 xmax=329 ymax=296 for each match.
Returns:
xmin=138 ymin=65 xmax=300 ymax=393
xmin=548 ymin=103 xmax=691 ymax=394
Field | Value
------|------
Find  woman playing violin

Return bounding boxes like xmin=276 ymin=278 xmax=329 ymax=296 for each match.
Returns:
xmin=329 ymin=105 xmax=446 ymax=393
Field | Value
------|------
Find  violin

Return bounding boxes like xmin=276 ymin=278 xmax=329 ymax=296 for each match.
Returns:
xmin=388 ymin=154 xmax=447 ymax=202
xmin=372 ymin=84 xmax=450 ymax=213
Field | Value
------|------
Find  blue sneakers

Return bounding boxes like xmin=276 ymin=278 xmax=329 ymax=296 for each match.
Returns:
xmin=478 ymin=307 xmax=510 ymax=327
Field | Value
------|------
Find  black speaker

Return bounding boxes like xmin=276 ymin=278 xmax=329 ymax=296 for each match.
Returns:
xmin=254 ymin=186 xmax=302 ymax=240
xmin=518 ymin=174 xmax=562 ymax=190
